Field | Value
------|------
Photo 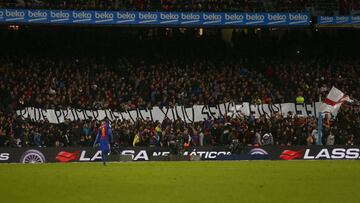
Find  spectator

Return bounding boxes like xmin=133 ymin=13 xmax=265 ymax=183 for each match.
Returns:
xmin=33 ymin=127 xmax=42 ymax=147
xmin=262 ymin=133 xmax=274 ymax=146
xmin=326 ymin=130 xmax=335 ymax=145
xmin=253 ymin=129 xmax=262 ymax=146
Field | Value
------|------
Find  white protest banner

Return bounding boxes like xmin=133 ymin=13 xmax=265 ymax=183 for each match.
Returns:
xmin=16 ymin=102 xmax=328 ymax=124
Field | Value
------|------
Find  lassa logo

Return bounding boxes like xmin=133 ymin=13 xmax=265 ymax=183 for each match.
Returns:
xmin=56 ymin=151 xmax=102 ymax=162
xmin=56 ymin=151 xmax=80 ymax=162
xmin=280 ymin=150 xmax=304 ymax=160
xmin=0 ymin=153 xmax=10 ymax=161
xmin=304 ymin=148 xmax=360 ymax=159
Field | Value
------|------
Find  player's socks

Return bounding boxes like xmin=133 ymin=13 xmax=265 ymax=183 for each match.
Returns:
xmin=102 ymin=153 xmax=107 ymax=166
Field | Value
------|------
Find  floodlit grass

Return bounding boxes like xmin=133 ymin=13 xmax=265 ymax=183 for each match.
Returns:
xmin=0 ymin=161 xmax=359 ymax=203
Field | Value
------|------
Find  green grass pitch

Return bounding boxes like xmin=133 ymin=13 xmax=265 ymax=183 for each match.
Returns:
xmin=1 ymin=161 xmax=359 ymax=203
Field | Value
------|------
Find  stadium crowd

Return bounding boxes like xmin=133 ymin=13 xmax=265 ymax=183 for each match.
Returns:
xmin=1 ymin=56 xmax=360 ymax=111
xmin=1 ymin=104 xmax=360 ymax=148
xmin=2 ymin=0 xmax=359 ymax=13
xmin=0 ymin=0 xmax=316 ymax=12
xmin=1 ymin=55 xmax=360 ymax=148
xmin=340 ymin=0 xmax=360 ymax=14
xmin=0 ymin=28 xmax=360 ymax=148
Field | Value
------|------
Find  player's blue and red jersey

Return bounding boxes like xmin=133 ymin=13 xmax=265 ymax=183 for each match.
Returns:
xmin=94 ymin=121 xmax=113 ymax=152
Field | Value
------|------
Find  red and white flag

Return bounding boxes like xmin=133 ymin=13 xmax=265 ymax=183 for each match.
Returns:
xmin=319 ymin=86 xmax=353 ymax=113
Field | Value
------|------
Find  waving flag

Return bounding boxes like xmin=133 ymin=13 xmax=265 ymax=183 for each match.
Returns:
xmin=319 ymin=86 xmax=353 ymax=113
xmin=133 ymin=133 xmax=140 ymax=147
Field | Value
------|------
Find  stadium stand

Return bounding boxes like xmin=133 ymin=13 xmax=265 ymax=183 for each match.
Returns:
xmin=2 ymin=0 xmax=360 ymax=14
xmin=0 ymin=0 xmax=317 ymax=12
xmin=2 ymin=0 xmax=312 ymax=11
xmin=0 ymin=27 xmax=359 ymax=148
xmin=2 ymin=0 xmax=359 ymax=15
xmin=1 ymin=1 xmax=360 ymax=203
